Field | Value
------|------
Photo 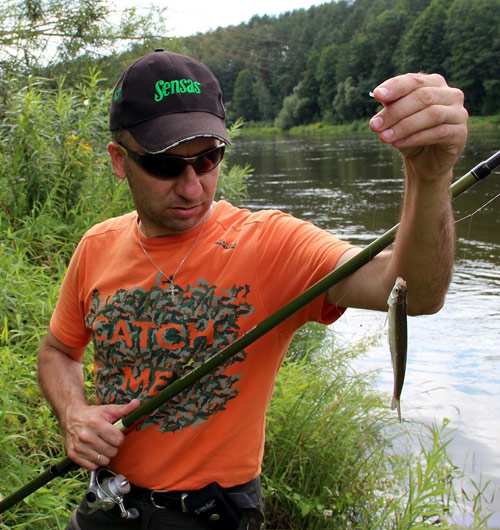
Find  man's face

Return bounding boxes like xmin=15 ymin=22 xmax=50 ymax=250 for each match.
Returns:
xmin=114 ymin=136 xmax=221 ymax=237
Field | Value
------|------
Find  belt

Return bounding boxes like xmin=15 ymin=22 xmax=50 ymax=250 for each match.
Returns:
xmin=127 ymin=479 xmax=264 ymax=529
xmin=132 ymin=486 xmax=193 ymax=511
xmin=128 ymin=480 xmax=256 ymax=510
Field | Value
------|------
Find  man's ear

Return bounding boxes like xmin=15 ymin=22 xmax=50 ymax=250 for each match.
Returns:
xmin=108 ymin=142 xmax=127 ymax=180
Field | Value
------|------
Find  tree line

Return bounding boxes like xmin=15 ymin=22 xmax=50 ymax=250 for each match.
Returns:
xmin=181 ymin=0 xmax=500 ymax=127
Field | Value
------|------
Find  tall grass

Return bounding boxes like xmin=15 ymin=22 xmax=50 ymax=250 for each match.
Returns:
xmin=0 ymin=72 xmax=495 ymax=529
xmin=264 ymin=327 xmax=390 ymax=529
xmin=264 ymin=326 xmax=496 ymax=529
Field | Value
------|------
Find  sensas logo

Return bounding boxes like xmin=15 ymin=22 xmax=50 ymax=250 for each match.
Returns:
xmin=155 ymin=79 xmax=201 ymax=102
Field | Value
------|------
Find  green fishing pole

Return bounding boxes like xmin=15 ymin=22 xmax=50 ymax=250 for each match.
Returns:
xmin=1 ymin=150 xmax=499 ymax=515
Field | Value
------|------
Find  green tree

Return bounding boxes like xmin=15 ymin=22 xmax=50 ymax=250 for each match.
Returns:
xmin=444 ymin=0 xmax=500 ymax=115
xmin=334 ymin=1 xmax=408 ymax=87
xmin=338 ymin=32 xmax=374 ymax=82
xmin=0 ymin=0 xmax=168 ymax=74
xmin=253 ymin=73 xmax=274 ymax=121
xmin=333 ymin=76 xmax=373 ymax=123
xmin=183 ymin=28 xmax=247 ymax=103
xmin=294 ymin=52 xmax=321 ymax=123
xmin=395 ymin=0 xmax=452 ymax=75
xmin=366 ymin=7 xmax=410 ymax=81
xmin=395 ymin=0 xmax=432 ymax=17
xmin=315 ymin=44 xmax=340 ymax=119
xmin=231 ymin=68 xmax=260 ymax=122
xmin=309 ymin=1 xmax=356 ymax=51
xmin=275 ymin=83 xmax=312 ymax=130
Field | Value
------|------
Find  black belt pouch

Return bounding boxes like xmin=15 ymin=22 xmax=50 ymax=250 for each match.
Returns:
xmin=183 ymin=482 xmax=242 ymax=530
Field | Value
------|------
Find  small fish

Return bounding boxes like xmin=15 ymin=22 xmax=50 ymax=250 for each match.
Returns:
xmin=387 ymin=277 xmax=408 ymax=422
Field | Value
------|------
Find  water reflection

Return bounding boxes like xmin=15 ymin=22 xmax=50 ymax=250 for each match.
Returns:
xmin=229 ymin=132 xmax=500 ymax=524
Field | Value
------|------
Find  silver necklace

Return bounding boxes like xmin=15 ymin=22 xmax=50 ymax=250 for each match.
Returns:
xmin=137 ymin=212 xmax=210 ymax=297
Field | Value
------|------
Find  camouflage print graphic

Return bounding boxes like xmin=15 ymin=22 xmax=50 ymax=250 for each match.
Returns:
xmin=85 ymin=274 xmax=254 ymax=433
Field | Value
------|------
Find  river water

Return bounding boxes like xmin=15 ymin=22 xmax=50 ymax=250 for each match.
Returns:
xmin=229 ymin=132 xmax=500 ymax=526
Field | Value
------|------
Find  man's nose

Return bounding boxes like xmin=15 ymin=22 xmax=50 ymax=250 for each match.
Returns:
xmin=174 ymin=164 xmax=202 ymax=199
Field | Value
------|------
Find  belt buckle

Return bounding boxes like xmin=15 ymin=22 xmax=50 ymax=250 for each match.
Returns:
xmin=150 ymin=490 xmax=169 ymax=510
xmin=150 ymin=490 xmax=189 ymax=513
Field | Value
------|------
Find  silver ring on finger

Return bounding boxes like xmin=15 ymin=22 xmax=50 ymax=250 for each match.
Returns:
xmin=94 ymin=452 xmax=102 ymax=465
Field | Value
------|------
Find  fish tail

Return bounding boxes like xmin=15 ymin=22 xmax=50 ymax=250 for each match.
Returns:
xmin=391 ymin=396 xmax=402 ymax=422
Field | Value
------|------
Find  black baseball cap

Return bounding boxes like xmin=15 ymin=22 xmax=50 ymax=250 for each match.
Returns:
xmin=109 ymin=49 xmax=230 ymax=153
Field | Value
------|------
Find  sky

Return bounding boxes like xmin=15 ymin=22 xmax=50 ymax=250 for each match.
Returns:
xmin=115 ymin=1 xmax=328 ymax=37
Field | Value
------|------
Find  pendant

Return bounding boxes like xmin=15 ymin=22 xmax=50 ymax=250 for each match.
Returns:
xmin=167 ymin=283 xmax=178 ymax=296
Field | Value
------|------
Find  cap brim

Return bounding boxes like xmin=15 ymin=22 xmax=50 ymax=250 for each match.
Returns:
xmin=127 ymin=111 xmax=231 ymax=153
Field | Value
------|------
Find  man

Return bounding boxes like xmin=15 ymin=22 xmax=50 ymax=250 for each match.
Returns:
xmin=37 ymin=50 xmax=468 ymax=529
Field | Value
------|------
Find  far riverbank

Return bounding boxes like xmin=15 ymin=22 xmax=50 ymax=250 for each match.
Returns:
xmin=234 ymin=113 xmax=500 ymax=138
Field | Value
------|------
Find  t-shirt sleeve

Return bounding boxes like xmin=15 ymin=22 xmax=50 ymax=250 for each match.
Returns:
xmin=49 ymin=237 xmax=92 ymax=358
xmin=255 ymin=211 xmax=354 ymax=328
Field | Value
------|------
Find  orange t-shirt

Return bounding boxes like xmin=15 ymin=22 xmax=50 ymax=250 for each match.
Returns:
xmin=50 ymin=200 xmax=352 ymax=490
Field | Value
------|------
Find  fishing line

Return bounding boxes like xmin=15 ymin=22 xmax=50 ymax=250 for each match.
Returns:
xmin=371 ymin=144 xmax=385 ymax=231
xmin=369 ymin=100 xmax=389 ymax=233
xmin=455 ymin=190 xmax=499 ymax=263
xmin=454 ymin=191 xmax=500 ymax=224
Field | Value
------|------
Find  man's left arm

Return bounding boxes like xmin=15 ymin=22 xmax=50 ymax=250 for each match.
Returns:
xmin=327 ymin=73 xmax=468 ymax=315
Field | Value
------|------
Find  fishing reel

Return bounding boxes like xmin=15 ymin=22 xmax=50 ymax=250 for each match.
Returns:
xmin=85 ymin=468 xmax=139 ymax=519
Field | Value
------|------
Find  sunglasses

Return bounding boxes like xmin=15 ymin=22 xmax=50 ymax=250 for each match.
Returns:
xmin=116 ymin=142 xmax=225 ymax=179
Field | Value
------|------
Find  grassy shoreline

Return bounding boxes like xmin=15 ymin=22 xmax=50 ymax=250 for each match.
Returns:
xmin=234 ymin=114 xmax=500 ymax=138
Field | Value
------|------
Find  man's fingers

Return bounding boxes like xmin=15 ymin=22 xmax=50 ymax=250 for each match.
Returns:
xmin=64 ymin=402 xmax=140 ymax=471
xmin=372 ymin=72 xmax=448 ymax=103
xmin=374 ymin=104 xmax=467 ymax=147
xmin=371 ymin=87 xmax=465 ymax=133
xmin=101 ymin=398 xmax=142 ymax=426
xmin=68 ymin=435 xmax=121 ymax=471
xmin=67 ymin=421 xmax=121 ymax=466
xmin=370 ymin=76 xmax=467 ymax=155
xmin=369 ymin=72 xmax=468 ymax=179
xmin=71 ymin=448 xmax=112 ymax=471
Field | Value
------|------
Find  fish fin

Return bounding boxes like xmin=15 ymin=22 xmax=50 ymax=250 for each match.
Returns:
xmin=391 ymin=396 xmax=402 ymax=422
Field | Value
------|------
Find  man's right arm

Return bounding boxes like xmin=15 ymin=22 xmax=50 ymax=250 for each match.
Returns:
xmin=37 ymin=330 xmax=140 ymax=470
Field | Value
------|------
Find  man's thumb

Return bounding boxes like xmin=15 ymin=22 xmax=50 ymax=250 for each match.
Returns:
xmin=120 ymin=398 xmax=141 ymax=416
xmin=106 ymin=398 xmax=141 ymax=424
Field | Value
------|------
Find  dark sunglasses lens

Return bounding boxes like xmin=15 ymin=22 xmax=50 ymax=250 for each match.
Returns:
xmin=142 ymin=157 xmax=185 ymax=178
xmin=131 ymin=145 xmax=225 ymax=179
xmin=194 ymin=147 xmax=225 ymax=174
